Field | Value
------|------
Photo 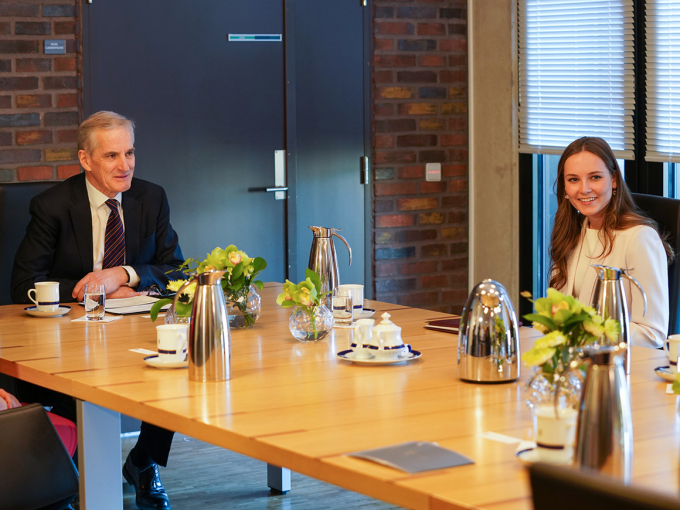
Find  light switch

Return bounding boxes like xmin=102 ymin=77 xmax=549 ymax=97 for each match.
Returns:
xmin=425 ymin=163 xmax=441 ymax=182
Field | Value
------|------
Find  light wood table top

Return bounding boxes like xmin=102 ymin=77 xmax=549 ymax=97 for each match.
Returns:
xmin=0 ymin=283 xmax=677 ymax=509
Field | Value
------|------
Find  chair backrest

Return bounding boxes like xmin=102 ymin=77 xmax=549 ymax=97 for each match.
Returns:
xmin=0 ymin=403 xmax=79 ymax=510
xmin=530 ymin=462 xmax=680 ymax=510
xmin=0 ymin=182 xmax=56 ymax=305
xmin=631 ymin=193 xmax=680 ymax=335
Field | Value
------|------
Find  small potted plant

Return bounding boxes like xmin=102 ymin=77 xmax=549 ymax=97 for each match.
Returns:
xmin=276 ymin=269 xmax=333 ymax=342
xmin=150 ymin=279 xmax=195 ymax=324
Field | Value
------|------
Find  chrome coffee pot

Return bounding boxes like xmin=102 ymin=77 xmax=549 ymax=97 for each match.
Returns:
xmin=308 ymin=226 xmax=352 ymax=303
xmin=457 ymin=279 xmax=520 ymax=383
xmin=173 ymin=271 xmax=231 ymax=382
xmin=590 ymin=264 xmax=647 ymax=375
xmin=575 ymin=344 xmax=632 ymax=483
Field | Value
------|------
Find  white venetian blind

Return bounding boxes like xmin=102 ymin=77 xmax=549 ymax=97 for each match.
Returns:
xmin=518 ymin=0 xmax=636 ymax=158
xmin=646 ymin=1 xmax=680 ymax=162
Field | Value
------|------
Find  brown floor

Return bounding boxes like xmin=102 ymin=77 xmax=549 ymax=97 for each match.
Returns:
xmin=121 ymin=434 xmax=404 ymax=510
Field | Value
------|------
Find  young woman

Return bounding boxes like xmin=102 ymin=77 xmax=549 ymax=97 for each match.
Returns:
xmin=549 ymin=136 xmax=672 ymax=348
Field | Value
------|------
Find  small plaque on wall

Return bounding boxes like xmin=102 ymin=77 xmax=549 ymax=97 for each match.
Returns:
xmin=44 ymin=40 xmax=66 ymax=55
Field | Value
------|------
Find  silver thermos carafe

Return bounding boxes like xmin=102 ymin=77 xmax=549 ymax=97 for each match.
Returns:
xmin=457 ymin=279 xmax=520 ymax=383
xmin=590 ymin=264 xmax=647 ymax=375
xmin=575 ymin=344 xmax=633 ymax=483
xmin=173 ymin=271 xmax=231 ymax=382
xmin=308 ymin=226 xmax=352 ymax=303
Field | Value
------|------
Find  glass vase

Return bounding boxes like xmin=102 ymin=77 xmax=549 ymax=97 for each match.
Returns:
xmin=225 ymin=284 xmax=261 ymax=329
xmin=289 ymin=305 xmax=333 ymax=342
xmin=164 ymin=303 xmax=191 ymax=326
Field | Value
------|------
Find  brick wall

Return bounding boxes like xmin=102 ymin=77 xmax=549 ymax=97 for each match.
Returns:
xmin=372 ymin=1 xmax=468 ymax=313
xmin=0 ymin=1 xmax=80 ymax=183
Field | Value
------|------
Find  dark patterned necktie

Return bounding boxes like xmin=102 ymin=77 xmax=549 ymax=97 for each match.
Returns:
xmin=103 ymin=199 xmax=125 ymax=269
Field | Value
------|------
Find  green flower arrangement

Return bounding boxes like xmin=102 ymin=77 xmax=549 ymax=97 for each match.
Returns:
xmin=276 ymin=268 xmax=330 ymax=339
xmin=522 ymin=288 xmax=621 ymax=377
xmin=150 ymin=245 xmax=266 ymax=326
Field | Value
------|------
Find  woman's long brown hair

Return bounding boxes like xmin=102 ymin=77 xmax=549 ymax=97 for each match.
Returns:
xmin=548 ymin=137 xmax=673 ymax=290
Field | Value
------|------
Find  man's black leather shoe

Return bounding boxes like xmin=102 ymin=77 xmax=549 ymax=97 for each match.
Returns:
xmin=123 ymin=454 xmax=171 ymax=510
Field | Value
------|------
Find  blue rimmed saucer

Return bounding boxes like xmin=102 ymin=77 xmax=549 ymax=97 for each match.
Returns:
xmin=24 ymin=306 xmax=71 ymax=318
xmin=336 ymin=349 xmax=421 ymax=366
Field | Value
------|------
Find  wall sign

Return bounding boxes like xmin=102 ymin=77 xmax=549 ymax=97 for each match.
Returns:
xmin=44 ymin=40 xmax=66 ymax=54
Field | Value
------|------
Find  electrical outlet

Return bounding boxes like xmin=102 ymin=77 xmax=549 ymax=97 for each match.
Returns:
xmin=425 ymin=163 xmax=441 ymax=182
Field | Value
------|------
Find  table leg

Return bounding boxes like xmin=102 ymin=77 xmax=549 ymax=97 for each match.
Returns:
xmin=77 ymin=400 xmax=123 ymax=510
xmin=267 ymin=463 xmax=291 ymax=493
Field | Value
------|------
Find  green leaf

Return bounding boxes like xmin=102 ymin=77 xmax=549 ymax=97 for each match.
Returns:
xmin=523 ymin=313 xmax=556 ymax=331
xmin=150 ymin=298 xmax=173 ymax=322
xmin=232 ymin=262 xmax=244 ymax=279
xmin=253 ymin=280 xmax=264 ymax=291
xmin=305 ymin=268 xmax=323 ymax=294
xmin=252 ymin=257 xmax=267 ymax=272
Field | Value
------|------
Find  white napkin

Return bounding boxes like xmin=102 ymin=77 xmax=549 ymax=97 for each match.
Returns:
xmin=71 ymin=315 xmax=123 ymax=323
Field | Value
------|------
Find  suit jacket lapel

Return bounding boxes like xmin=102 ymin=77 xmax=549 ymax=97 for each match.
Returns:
xmin=123 ymin=193 xmax=142 ymax=264
xmin=69 ymin=175 xmax=94 ymax=275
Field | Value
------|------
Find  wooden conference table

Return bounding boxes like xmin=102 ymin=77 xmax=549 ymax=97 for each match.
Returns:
xmin=0 ymin=283 xmax=678 ymax=509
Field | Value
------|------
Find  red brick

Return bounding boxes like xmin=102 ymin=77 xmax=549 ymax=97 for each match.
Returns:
xmin=0 ymin=95 xmax=9 ymax=108
xmin=449 ymin=271 xmax=467 ymax=285
xmin=0 ymin=23 xmax=9 ymax=36
xmin=397 ymin=71 xmax=437 ymax=83
xmin=375 ymin=151 xmax=417 ymax=164
xmin=55 ymin=21 xmax=76 ymax=35
xmin=0 ymin=77 xmax=38 ymax=91
xmin=449 ymin=117 xmax=467 ymax=130
xmin=396 ymin=229 xmax=437 ymax=242
xmin=442 ymin=258 xmax=467 ymax=271
xmin=419 ymin=212 xmax=445 ymax=225
xmin=441 ymin=134 xmax=467 ymax=146
xmin=45 ymin=147 xmax=77 ymax=161
xmin=375 ymin=103 xmax=394 ymax=116
xmin=374 ymin=70 xmax=393 ymax=84
xmin=43 ymin=76 xmax=78 ymax=90
xmin=0 ymin=149 xmax=40 ymax=163
xmin=422 ymin=243 xmax=447 ymax=256
xmin=54 ymin=57 xmax=76 ymax=72
xmin=449 ymin=179 xmax=467 ymax=192
xmin=57 ymin=93 xmax=77 ymax=107
xmin=400 ymin=292 xmax=438 ymax=306
xmin=375 ymin=181 xmax=418 ymax=196
xmin=442 ymin=164 xmax=466 ymax=177
xmin=375 ymin=22 xmax=414 ymax=35
xmin=448 ymin=211 xmax=467 ymax=223
xmin=16 ymin=94 xmax=51 ymax=108
xmin=449 ymin=86 xmax=466 ymax=98
xmin=449 ymin=148 xmax=468 ymax=162
xmin=443 ymin=289 xmax=469 ymax=302
xmin=419 ymin=150 xmax=447 ymax=163
xmin=440 ymin=39 xmax=466 ymax=52
xmin=397 ymin=134 xmax=437 ymax=147
xmin=375 ymin=118 xmax=416 ymax=133
xmin=402 ymin=261 xmax=438 ymax=275
xmin=399 ymin=166 xmax=423 ymax=179
xmin=377 ymin=87 xmax=414 ymax=99
xmin=375 ymin=38 xmax=393 ymax=51
xmin=420 ymin=181 xmax=447 ymax=193
xmin=16 ymin=130 xmax=52 ymax=145
xmin=447 ymin=54 xmax=467 ymax=67
xmin=0 ymin=40 xmax=39 ymax=54
xmin=375 ymin=262 xmax=398 ymax=277
xmin=418 ymin=55 xmax=446 ymax=67
xmin=421 ymin=275 xmax=445 ymax=287
xmin=0 ymin=132 xmax=11 ymax=146
xmin=442 ymin=196 xmax=465 ymax=208
xmin=417 ymin=23 xmax=445 ymax=35
xmin=440 ymin=70 xmax=466 ymax=83
xmin=442 ymin=227 xmax=466 ymax=239
xmin=440 ymin=103 xmax=467 ymax=115
xmin=15 ymin=21 xmax=51 ymax=35
xmin=55 ymin=129 xmax=78 ymax=143
xmin=16 ymin=58 xmax=51 ymax=72
xmin=397 ymin=103 xmax=437 ymax=115
xmin=397 ymin=197 xmax=437 ymax=211
xmin=418 ymin=118 xmax=446 ymax=130
xmin=376 ymin=214 xmax=414 ymax=228
xmin=57 ymin=164 xmax=80 ymax=179
xmin=375 ymin=135 xmax=394 ymax=148
xmin=374 ymin=55 xmax=416 ymax=67
xmin=375 ymin=199 xmax=394 ymax=213
xmin=18 ymin=166 xmax=53 ymax=181
xmin=0 ymin=4 xmax=41 ymax=16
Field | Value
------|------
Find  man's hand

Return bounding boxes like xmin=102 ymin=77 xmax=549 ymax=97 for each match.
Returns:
xmin=72 ymin=267 xmax=129 ymax=301
xmin=107 ymin=286 xmax=143 ymax=298
xmin=0 ymin=389 xmax=20 ymax=411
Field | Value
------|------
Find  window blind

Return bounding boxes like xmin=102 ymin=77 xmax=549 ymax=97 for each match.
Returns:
xmin=646 ymin=1 xmax=680 ymax=162
xmin=518 ymin=0 xmax=635 ymax=158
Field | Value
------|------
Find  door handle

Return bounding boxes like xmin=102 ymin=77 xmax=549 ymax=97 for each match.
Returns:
xmin=246 ymin=150 xmax=287 ymax=200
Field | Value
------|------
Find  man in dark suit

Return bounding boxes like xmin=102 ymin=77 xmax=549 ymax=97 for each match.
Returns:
xmin=11 ymin=111 xmax=182 ymax=510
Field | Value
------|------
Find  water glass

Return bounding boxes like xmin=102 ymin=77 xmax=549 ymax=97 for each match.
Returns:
xmin=332 ymin=289 xmax=353 ymax=325
xmin=84 ymin=284 xmax=105 ymax=321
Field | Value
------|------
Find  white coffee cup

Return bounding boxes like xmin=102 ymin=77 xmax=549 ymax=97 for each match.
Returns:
xmin=352 ymin=319 xmax=374 ymax=359
xmin=533 ymin=405 xmax=578 ymax=464
xmin=27 ymin=282 xmax=60 ymax=312
xmin=664 ymin=335 xmax=680 ymax=373
xmin=156 ymin=324 xmax=188 ymax=364
xmin=338 ymin=284 xmax=364 ymax=316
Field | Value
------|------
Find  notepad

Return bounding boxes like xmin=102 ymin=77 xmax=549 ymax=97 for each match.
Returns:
xmin=349 ymin=441 xmax=473 ymax=473
xmin=100 ymin=296 xmax=171 ymax=315
xmin=424 ymin=317 xmax=461 ymax=334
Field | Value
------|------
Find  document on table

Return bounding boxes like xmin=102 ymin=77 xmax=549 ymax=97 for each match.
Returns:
xmin=103 ymin=296 xmax=171 ymax=315
xmin=349 ymin=441 xmax=473 ymax=473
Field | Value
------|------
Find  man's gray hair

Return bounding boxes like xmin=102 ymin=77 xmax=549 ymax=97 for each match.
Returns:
xmin=78 ymin=111 xmax=135 ymax=154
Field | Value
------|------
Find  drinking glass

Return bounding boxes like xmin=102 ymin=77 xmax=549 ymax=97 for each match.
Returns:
xmin=332 ymin=288 xmax=353 ymax=325
xmin=84 ymin=284 xmax=105 ymax=321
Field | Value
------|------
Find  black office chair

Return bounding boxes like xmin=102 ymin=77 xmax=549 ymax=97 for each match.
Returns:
xmin=0 ymin=403 xmax=79 ymax=510
xmin=530 ymin=462 xmax=680 ymax=510
xmin=632 ymin=193 xmax=680 ymax=335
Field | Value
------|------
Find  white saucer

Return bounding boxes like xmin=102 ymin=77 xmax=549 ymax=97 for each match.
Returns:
xmin=144 ymin=354 xmax=188 ymax=369
xmin=336 ymin=349 xmax=422 ymax=365
xmin=515 ymin=447 xmax=572 ymax=467
xmin=654 ymin=366 xmax=677 ymax=382
xmin=353 ymin=308 xmax=375 ymax=320
xmin=25 ymin=306 xmax=71 ymax=318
